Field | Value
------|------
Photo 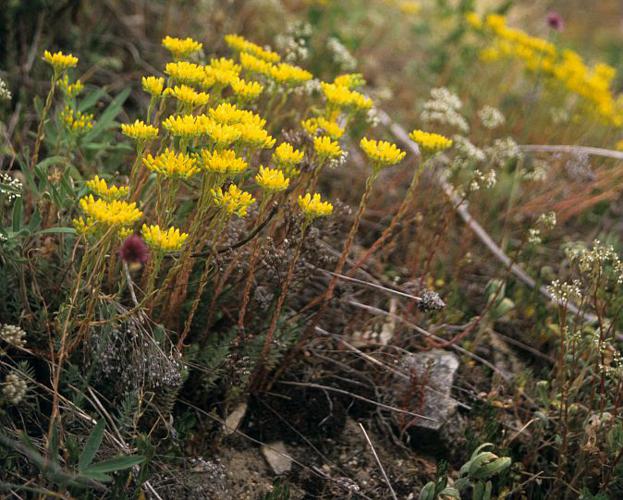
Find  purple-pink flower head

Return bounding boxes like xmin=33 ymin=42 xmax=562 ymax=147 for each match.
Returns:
xmin=547 ymin=11 xmax=564 ymax=32
xmin=119 ymin=234 xmax=149 ymax=268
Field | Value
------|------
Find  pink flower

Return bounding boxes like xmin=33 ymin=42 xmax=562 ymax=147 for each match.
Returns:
xmin=547 ymin=11 xmax=564 ymax=32
xmin=119 ymin=234 xmax=149 ymax=267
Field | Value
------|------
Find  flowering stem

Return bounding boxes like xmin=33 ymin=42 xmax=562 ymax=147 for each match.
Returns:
xmin=348 ymin=156 xmax=425 ymax=274
xmin=251 ymin=221 xmax=310 ymax=389
xmin=31 ymin=75 xmax=57 ymax=170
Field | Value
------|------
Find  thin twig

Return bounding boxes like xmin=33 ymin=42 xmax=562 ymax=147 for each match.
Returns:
xmin=359 ymin=423 xmax=398 ymax=500
xmin=521 ymin=144 xmax=623 ymax=160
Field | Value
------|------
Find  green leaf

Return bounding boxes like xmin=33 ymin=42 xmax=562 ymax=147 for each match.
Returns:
xmin=36 ymin=227 xmax=77 ymax=236
xmin=82 ymin=454 xmax=145 ymax=475
xmin=12 ymin=198 xmax=23 ymax=232
xmin=78 ymin=88 xmax=108 ymax=112
xmin=83 ymin=87 xmax=130 ymax=142
xmin=78 ymin=420 xmax=105 ymax=471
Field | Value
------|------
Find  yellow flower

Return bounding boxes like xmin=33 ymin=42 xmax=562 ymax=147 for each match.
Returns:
xmin=231 ymin=77 xmax=264 ymax=101
xmin=239 ymin=52 xmax=275 ymax=77
xmin=465 ymin=12 xmax=482 ymax=29
xmin=121 ymin=120 xmax=159 ymax=141
xmin=203 ymin=66 xmax=239 ymax=88
xmin=298 ymin=193 xmax=333 ymax=218
xmin=273 ymin=143 xmax=304 ymax=170
xmin=234 ymin=122 xmax=276 ymax=149
xmin=143 ymin=148 xmax=200 ymax=179
xmin=255 ymin=166 xmax=290 ymax=192
xmin=142 ymin=224 xmax=189 ymax=252
xmin=85 ymin=175 xmax=129 ymax=201
xmin=199 ymin=118 xmax=242 ymax=148
xmin=225 ymin=34 xmax=281 ymax=63
xmin=43 ymin=50 xmax=78 ymax=72
xmin=314 ymin=135 xmax=342 ymax=160
xmin=165 ymin=61 xmax=205 ymax=86
xmin=72 ymin=216 xmax=96 ymax=236
xmin=334 ymin=73 xmax=365 ymax=89
xmin=200 ymin=149 xmax=248 ymax=175
xmin=321 ymin=82 xmax=373 ymax=111
xmin=59 ymin=75 xmax=84 ymax=97
xmin=162 ymin=35 xmax=203 ymax=59
xmin=118 ymin=227 xmax=133 ymax=239
xmin=142 ymin=76 xmax=165 ymax=97
xmin=60 ymin=107 xmax=94 ymax=133
xmin=208 ymin=103 xmax=266 ymax=127
xmin=162 ymin=114 xmax=204 ymax=138
xmin=270 ymin=63 xmax=313 ymax=86
xmin=164 ymin=84 xmax=210 ymax=107
xmin=301 ymin=117 xmax=344 ymax=139
xmin=79 ymin=195 xmax=142 ymax=226
xmin=211 ymin=184 xmax=256 ymax=217
xmin=209 ymin=57 xmax=242 ymax=74
xmin=360 ymin=138 xmax=406 ymax=168
xmin=408 ymin=129 xmax=453 ymax=152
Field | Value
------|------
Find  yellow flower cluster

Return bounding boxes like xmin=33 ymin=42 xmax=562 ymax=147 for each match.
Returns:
xmin=59 ymin=75 xmax=84 ymax=97
xmin=211 ymin=184 xmax=256 ymax=217
xmin=360 ymin=138 xmax=406 ymax=168
xmin=224 ymin=34 xmax=281 ymax=63
xmin=142 ymin=224 xmax=189 ymax=252
xmin=321 ymin=82 xmax=373 ymax=111
xmin=164 ymin=84 xmax=210 ymax=107
xmin=255 ymin=166 xmax=290 ymax=192
xmin=231 ymin=77 xmax=263 ymax=100
xmin=142 ymin=76 xmax=165 ymax=97
xmin=162 ymin=114 xmax=205 ymax=138
xmin=60 ymin=107 xmax=94 ymax=133
xmin=270 ymin=63 xmax=313 ymax=86
xmin=79 ymin=195 xmax=142 ymax=226
xmin=165 ymin=61 xmax=206 ymax=86
xmin=273 ymin=143 xmax=305 ymax=170
xmin=43 ymin=50 xmax=78 ymax=72
xmin=209 ymin=103 xmax=265 ymax=127
xmin=409 ymin=129 xmax=453 ymax=152
xmin=200 ymin=149 xmax=248 ymax=175
xmin=121 ymin=120 xmax=159 ymax=141
xmin=162 ymin=36 xmax=203 ymax=59
xmin=143 ymin=148 xmax=200 ymax=179
xmin=333 ymin=73 xmax=365 ymax=89
xmin=302 ymin=117 xmax=344 ymax=139
xmin=85 ymin=176 xmax=129 ymax=201
xmin=298 ymin=193 xmax=333 ymax=219
xmin=314 ymin=136 xmax=342 ymax=161
xmin=471 ymin=13 xmax=623 ymax=125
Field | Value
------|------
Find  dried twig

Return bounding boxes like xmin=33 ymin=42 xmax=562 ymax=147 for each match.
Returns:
xmin=359 ymin=423 xmax=398 ymax=500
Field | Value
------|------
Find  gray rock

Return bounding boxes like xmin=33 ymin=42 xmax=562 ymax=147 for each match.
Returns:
xmin=394 ymin=349 xmax=459 ymax=431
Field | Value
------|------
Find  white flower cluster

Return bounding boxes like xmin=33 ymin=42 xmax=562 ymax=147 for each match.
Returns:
xmin=452 ymin=135 xmax=486 ymax=163
xmin=523 ymin=159 xmax=549 ymax=182
xmin=468 ymin=169 xmax=496 ymax=192
xmin=537 ymin=211 xmax=557 ymax=230
xmin=275 ymin=22 xmax=312 ymax=63
xmin=486 ymin=137 xmax=522 ymax=167
xmin=528 ymin=228 xmax=542 ymax=245
xmin=0 ymin=78 xmax=11 ymax=101
xmin=478 ymin=105 xmax=505 ymax=129
xmin=565 ymin=240 xmax=623 ymax=285
xmin=421 ymin=87 xmax=469 ymax=133
xmin=2 ymin=372 xmax=27 ymax=405
xmin=0 ymin=172 xmax=23 ymax=202
xmin=0 ymin=324 xmax=26 ymax=348
xmin=327 ymin=37 xmax=357 ymax=71
xmin=547 ymin=279 xmax=583 ymax=304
